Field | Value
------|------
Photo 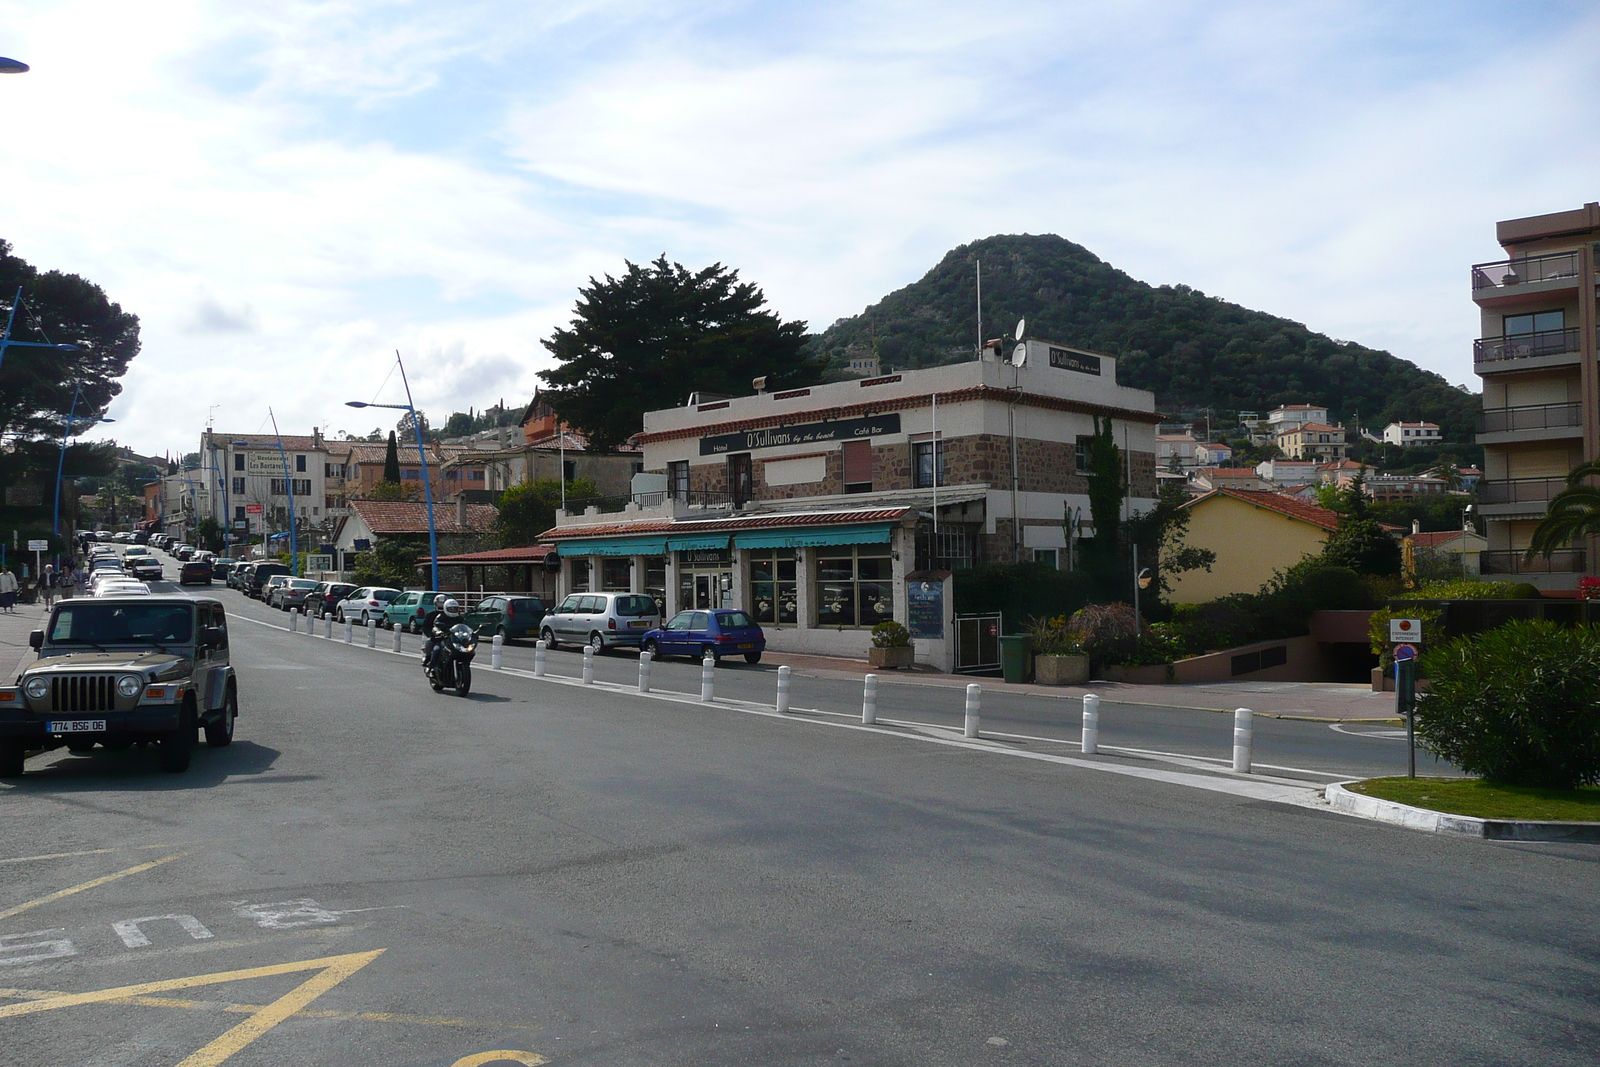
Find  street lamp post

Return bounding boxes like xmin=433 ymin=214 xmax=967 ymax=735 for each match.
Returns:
xmin=347 ymin=352 xmax=439 ymax=591
xmin=52 ymin=383 xmax=113 ymax=542
xmin=268 ymin=409 xmax=298 ymax=576
xmin=0 ymin=287 xmax=78 ymax=378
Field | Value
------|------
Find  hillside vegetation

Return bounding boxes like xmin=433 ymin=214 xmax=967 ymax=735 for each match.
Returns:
xmin=810 ymin=234 xmax=1479 ymax=440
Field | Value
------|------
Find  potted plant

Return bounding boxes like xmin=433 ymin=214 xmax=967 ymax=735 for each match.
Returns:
xmin=868 ymin=621 xmax=915 ymax=668
xmin=1027 ymin=614 xmax=1090 ymax=685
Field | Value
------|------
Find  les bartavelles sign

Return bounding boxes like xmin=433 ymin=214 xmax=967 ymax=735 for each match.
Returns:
xmin=699 ymin=414 xmax=902 ymax=457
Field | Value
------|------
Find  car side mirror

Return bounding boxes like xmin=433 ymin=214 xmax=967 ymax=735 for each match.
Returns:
xmin=201 ymin=626 xmax=226 ymax=648
xmin=29 ymin=630 xmax=42 ymax=650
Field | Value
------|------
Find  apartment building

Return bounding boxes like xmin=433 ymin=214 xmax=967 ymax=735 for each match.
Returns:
xmin=1382 ymin=421 xmax=1442 ymax=447
xmin=197 ymin=430 xmax=335 ymax=550
xmin=540 ymin=343 xmax=1159 ymax=663
xmin=1265 ymin=404 xmax=1329 ymax=434
xmin=1471 ymin=202 xmax=1599 ymax=589
xmin=1276 ymin=423 xmax=1348 ymax=462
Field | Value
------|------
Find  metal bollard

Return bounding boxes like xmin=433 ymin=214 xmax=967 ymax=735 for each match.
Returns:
xmin=491 ymin=633 xmax=503 ymax=670
xmin=964 ymin=683 xmax=981 ymax=738
xmin=1232 ymin=707 xmax=1253 ymax=773
xmin=343 ymin=618 xmax=353 ymax=643
xmin=700 ymin=652 xmax=715 ymax=703
xmin=534 ymin=640 xmax=547 ymax=677
xmin=324 ymin=614 xmax=333 ymax=639
xmin=1081 ymin=693 xmax=1100 ymax=755
xmin=862 ymin=673 xmax=878 ymax=725
xmin=289 ymin=609 xmax=299 ymax=633
xmin=775 ymin=664 xmax=791 ymax=714
xmin=582 ymin=644 xmax=595 ymax=684
xmin=638 ymin=650 xmax=652 ymax=693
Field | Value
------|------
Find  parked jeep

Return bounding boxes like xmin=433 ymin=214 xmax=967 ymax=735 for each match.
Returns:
xmin=0 ymin=595 xmax=238 ymax=776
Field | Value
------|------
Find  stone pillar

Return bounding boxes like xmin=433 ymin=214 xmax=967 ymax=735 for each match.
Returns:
xmin=794 ymin=548 xmax=813 ymax=631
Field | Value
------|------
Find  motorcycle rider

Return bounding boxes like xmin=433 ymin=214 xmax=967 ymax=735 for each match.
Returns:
xmin=423 ymin=596 xmax=465 ymax=676
xmin=419 ymin=594 xmax=448 ymax=666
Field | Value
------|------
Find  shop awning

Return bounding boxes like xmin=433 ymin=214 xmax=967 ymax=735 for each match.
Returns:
xmin=666 ymin=534 xmax=734 ymax=552
xmin=733 ymin=523 xmax=893 ymax=549
xmin=556 ymin=536 xmax=669 ymax=557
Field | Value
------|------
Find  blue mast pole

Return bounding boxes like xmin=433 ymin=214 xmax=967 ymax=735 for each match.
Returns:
xmin=396 ymin=352 xmax=439 ymax=592
xmin=52 ymin=384 xmax=80 ymax=538
xmin=270 ymin=409 xmax=298 ymax=576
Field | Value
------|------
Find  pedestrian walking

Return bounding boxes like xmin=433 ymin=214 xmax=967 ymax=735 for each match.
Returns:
xmin=0 ymin=568 xmax=16 ymax=613
xmin=40 ymin=565 xmax=57 ymax=608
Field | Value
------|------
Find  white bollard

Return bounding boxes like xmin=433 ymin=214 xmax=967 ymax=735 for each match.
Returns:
xmin=324 ymin=614 xmax=333 ymax=639
xmin=582 ymin=644 xmax=595 ymax=684
xmin=343 ymin=618 xmax=353 ymax=643
xmin=700 ymin=652 xmax=716 ymax=703
xmin=534 ymin=639 xmax=547 ymax=678
xmin=862 ymin=673 xmax=878 ymax=725
xmin=491 ymin=633 xmax=503 ymax=670
xmin=1232 ymin=707 xmax=1253 ymax=773
xmin=364 ymin=618 xmax=374 ymax=648
xmin=289 ymin=609 xmax=299 ymax=633
xmin=1081 ymin=693 xmax=1100 ymax=755
xmin=964 ymin=683 xmax=981 ymax=738
xmin=390 ymin=624 xmax=400 ymax=652
xmin=638 ymin=650 xmax=652 ymax=693
xmin=303 ymin=608 xmax=313 ymax=636
xmin=775 ymin=665 xmax=791 ymax=714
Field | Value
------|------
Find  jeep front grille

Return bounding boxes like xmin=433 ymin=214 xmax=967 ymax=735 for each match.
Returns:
xmin=51 ymin=674 xmax=118 ymax=713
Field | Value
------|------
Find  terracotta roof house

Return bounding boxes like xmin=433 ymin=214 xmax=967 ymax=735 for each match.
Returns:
xmin=1406 ymin=528 xmax=1489 ymax=577
xmin=332 ymin=498 xmax=500 ymax=565
xmin=1167 ymin=489 xmax=1350 ymax=603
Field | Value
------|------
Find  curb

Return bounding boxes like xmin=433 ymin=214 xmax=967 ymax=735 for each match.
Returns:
xmin=1326 ymin=781 xmax=1600 ymax=843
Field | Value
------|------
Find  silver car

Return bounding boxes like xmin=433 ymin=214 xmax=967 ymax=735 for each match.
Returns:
xmin=539 ymin=592 xmax=660 ymax=653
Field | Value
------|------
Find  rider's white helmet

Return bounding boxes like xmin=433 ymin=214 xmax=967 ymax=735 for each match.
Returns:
xmin=434 ymin=594 xmax=449 ymax=608
xmin=443 ymin=598 xmax=463 ymax=617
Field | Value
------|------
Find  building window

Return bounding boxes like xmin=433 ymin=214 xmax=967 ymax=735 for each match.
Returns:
xmin=601 ymin=557 xmax=631 ymax=591
xmin=403 ymin=469 xmax=420 ymax=480
xmin=563 ymin=460 xmax=577 ymax=482
xmin=469 ymin=470 xmax=484 ymax=481
xmin=815 ymin=546 xmax=893 ymax=627
xmin=269 ymin=479 xmax=312 ymax=495
xmin=748 ymin=548 xmax=798 ymax=625
xmin=841 ymin=440 xmax=872 ymax=493
xmin=728 ymin=453 xmax=753 ymax=506
xmin=632 ymin=461 xmax=644 ymax=475
xmin=232 ymin=477 xmax=245 ymax=494
xmin=644 ymin=556 xmax=667 ymax=616
xmin=234 ymin=453 xmax=245 ymax=471
xmin=912 ymin=440 xmax=946 ymax=489
xmin=311 ymin=506 xmax=319 ymax=516
xmin=234 ymin=506 xmax=245 ymax=521
xmin=1504 ymin=310 xmax=1564 ymax=336
xmin=668 ymin=461 xmax=689 ymax=499
xmin=1074 ymin=437 xmax=1092 ymax=472
xmin=570 ymin=558 xmax=590 ymax=592
xmin=1034 ymin=549 xmax=1058 ymax=569
xmin=295 ymin=454 xmax=306 ymax=473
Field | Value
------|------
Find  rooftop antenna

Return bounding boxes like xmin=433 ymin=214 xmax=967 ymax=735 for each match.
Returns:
xmin=975 ymin=258 xmax=982 ymax=359
xmin=1010 ymin=318 xmax=1028 ymax=367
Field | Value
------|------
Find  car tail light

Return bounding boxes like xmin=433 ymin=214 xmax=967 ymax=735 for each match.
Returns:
xmin=607 ymin=618 xmax=616 ymax=629
xmin=716 ymin=634 xmax=735 ymax=642
xmin=506 ymin=604 xmax=515 ymax=618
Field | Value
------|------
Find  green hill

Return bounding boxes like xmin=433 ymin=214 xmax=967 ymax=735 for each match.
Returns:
xmin=810 ymin=234 xmax=1480 ymax=441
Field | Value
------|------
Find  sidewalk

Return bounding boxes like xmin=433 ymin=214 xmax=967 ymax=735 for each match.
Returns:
xmin=0 ymin=595 xmax=51 ymax=682
xmin=759 ymin=649 xmax=1401 ymax=722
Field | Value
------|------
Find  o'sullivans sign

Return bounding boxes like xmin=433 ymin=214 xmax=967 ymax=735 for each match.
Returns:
xmin=699 ymin=414 xmax=902 ymax=456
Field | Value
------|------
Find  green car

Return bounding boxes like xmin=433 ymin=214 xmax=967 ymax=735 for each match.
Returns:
xmin=383 ymin=590 xmax=444 ymax=633
xmin=464 ymin=595 xmax=547 ymax=641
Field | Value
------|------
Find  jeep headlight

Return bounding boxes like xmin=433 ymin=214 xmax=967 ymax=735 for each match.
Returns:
xmin=117 ymin=675 xmax=143 ymax=698
xmin=24 ymin=677 xmax=48 ymax=701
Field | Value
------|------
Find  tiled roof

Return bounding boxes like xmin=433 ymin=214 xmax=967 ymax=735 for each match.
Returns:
xmin=334 ymin=442 xmax=471 ymax=465
xmin=1410 ymin=530 xmax=1473 ymax=548
xmin=429 ymin=545 xmax=554 ymax=563
xmin=1186 ymin=488 xmax=1344 ymax=532
xmin=214 ymin=432 xmax=326 ymax=452
xmin=1281 ymin=422 xmax=1344 ymax=433
xmin=542 ymin=506 xmax=913 ymax=542
xmin=1199 ymin=468 xmax=1265 ymax=478
xmin=349 ymin=500 xmax=499 ymax=535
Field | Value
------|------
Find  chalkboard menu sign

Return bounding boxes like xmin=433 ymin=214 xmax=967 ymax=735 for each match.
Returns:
xmin=907 ymin=578 xmax=944 ymax=639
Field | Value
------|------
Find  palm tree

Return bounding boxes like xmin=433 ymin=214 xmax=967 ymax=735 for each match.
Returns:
xmin=1525 ymin=460 xmax=1600 ymax=560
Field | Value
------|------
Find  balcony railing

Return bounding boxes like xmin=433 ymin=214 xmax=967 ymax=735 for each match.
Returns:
xmin=1472 ymin=327 xmax=1581 ymax=364
xmin=1476 ymin=402 xmax=1583 ymax=434
xmin=1471 ymin=250 xmax=1582 ymax=290
xmin=1476 ymin=477 xmax=1567 ymax=505
xmin=1479 ymin=549 xmax=1586 ymax=575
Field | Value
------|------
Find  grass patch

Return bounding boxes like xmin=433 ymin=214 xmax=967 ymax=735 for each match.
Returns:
xmin=1348 ymin=777 xmax=1600 ymax=822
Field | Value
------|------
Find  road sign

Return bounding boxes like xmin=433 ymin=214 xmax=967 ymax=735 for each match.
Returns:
xmin=1393 ymin=643 xmax=1418 ymax=662
xmin=244 ymin=504 xmax=263 ymax=514
xmin=1389 ymin=618 xmax=1423 ymax=643
xmin=26 ymin=539 xmax=47 ymax=551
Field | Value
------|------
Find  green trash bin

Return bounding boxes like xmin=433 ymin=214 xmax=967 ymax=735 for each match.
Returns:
xmin=999 ymin=634 xmax=1033 ymax=684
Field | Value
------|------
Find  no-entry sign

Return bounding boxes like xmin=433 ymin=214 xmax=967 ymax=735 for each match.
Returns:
xmin=1389 ymin=618 xmax=1423 ymax=644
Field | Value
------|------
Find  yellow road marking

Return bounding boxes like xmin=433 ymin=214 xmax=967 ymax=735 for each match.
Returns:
xmin=0 ymin=844 xmax=193 ymax=866
xmin=0 ymin=852 xmax=186 ymax=922
xmin=452 ymin=1053 xmax=548 ymax=1067
xmin=0 ymin=986 xmax=539 ymax=1031
xmin=0 ymin=949 xmax=385 ymax=1066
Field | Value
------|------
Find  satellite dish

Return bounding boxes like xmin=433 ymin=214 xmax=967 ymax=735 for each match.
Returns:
xmin=1014 ymin=318 xmax=1026 ymax=340
xmin=1011 ymin=343 xmax=1027 ymax=367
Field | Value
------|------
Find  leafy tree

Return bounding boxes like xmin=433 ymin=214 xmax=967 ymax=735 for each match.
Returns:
xmin=1321 ymin=469 xmax=1402 ymax=576
xmin=1085 ymin=416 xmax=1123 ymax=552
xmin=397 ymin=410 xmax=428 ymax=441
xmin=368 ymin=479 xmax=419 ymax=502
xmin=1526 ymin=460 xmax=1600 ymax=561
xmin=1126 ymin=482 xmax=1216 ymax=597
xmin=494 ymin=478 xmax=597 ymax=547
xmin=351 ymin=537 xmax=427 ymax=588
xmin=382 ymin=431 xmax=401 ymax=485
xmin=195 ymin=517 xmax=224 ymax=552
xmin=0 ymin=240 xmax=140 ymax=443
xmin=538 ymin=256 xmax=820 ymax=451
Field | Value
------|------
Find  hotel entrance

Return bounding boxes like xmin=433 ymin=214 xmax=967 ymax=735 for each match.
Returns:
xmin=677 ymin=548 xmax=734 ymax=611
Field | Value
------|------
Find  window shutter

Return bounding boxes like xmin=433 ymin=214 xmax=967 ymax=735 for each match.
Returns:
xmin=842 ymin=440 xmax=872 ymax=487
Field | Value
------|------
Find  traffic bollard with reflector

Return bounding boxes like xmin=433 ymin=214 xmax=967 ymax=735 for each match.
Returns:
xmin=1081 ymin=693 xmax=1100 ymax=755
xmin=964 ymin=683 xmax=981 ymax=738
xmin=638 ymin=650 xmax=652 ymax=692
xmin=776 ymin=665 xmax=791 ymax=714
xmin=700 ymin=652 xmax=715 ymax=702
xmin=1232 ymin=707 xmax=1253 ymax=773
xmin=343 ymin=618 xmax=353 ymax=643
xmin=534 ymin=640 xmax=547 ymax=677
xmin=289 ymin=610 xmax=299 ymax=633
xmin=582 ymin=644 xmax=595 ymax=684
xmin=491 ymin=633 xmax=503 ymax=670
xmin=862 ymin=673 xmax=878 ymax=725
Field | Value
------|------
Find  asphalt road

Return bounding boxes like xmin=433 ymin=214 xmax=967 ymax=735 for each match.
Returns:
xmin=4 ymin=552 xmax=1591 ymax=1066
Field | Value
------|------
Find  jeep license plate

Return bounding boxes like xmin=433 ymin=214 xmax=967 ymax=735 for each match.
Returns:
xmin=48 ymin=720 xmax=106 ymax=733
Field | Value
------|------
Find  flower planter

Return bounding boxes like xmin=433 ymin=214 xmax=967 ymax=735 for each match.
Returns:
xmin=868 ymin=645 xmax=915 ymax=669
xmin=1034 ymin=653 xmax=1090 ymax=685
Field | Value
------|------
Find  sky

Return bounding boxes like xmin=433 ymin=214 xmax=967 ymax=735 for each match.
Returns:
xmin=2 ymin=0 xmax=1597 ymax=456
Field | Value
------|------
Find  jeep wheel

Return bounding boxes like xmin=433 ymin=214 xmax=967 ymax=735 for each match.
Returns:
xmin=205 ymin=688 xmax=237 ymax=748
xmin=0 ymin=740 xmax=24 ymax=777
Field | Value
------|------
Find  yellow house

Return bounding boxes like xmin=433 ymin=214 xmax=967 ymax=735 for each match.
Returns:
xmin=1167 ymin=488 xmax=1341 ymax=603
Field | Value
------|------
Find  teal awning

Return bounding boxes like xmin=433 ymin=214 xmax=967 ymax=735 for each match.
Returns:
xmin=666 ymin=534 xmax=733 ymax=552
xmin=553 ymin=536 xmax=668 ymax=556
xmin=733 ymin=523 xmax=893 ymax=549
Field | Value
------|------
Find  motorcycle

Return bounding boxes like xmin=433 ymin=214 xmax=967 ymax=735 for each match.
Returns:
xmin=425 ymin=622 xmax=477 ymax=696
